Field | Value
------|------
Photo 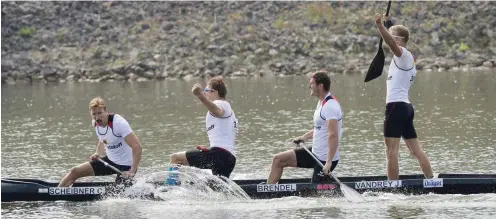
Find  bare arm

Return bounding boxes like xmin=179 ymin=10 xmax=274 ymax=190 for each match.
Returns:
xmin=124 ymin=132 xmax=142 ymax=174
xmin=375 ymin=14 xmax=402 ymax=57
xmin=95 ymin=141 xmax=104 ymax=154
xmin=196 ymin=94 xmax=224 ymax=117
xmin=326 ymin=120 xmax=339 ymax=164
xmin=300 ymin=129 xmax=314 ymax=142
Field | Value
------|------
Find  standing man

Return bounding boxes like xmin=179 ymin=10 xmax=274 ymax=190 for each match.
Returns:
xmin=169 ymin=76 xmax=238 ymax=179
xmin=267 ymin=71 xmax=342 ymax=183
xmin=374 ymin=13 xmax=434 ymax=180
xmin=58 ymin=97 xmax=143 ymax=187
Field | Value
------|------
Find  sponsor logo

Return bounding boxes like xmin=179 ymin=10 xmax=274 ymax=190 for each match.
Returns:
xmin=107 ymin=142 xmax=122 ymax=149
xmin=423 ymin=178 xmax=443 ymax=188
xmin=45 ymin=187 xmax=106 ymax=195
xmin=355 ymin=180 xmax=402 ymax=189
xmin=207 ymin=124 xmax=215 ymax=132
xmin=316 ymin=184 xmax=336 ymax=190
xmin=257 ymin=184 xmax=297 ymax=193
xmin=314 ymin=126 xmax=321 ymax=130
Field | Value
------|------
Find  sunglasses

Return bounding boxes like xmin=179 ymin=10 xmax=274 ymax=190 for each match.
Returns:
xmin=203 ymin=87 xmax=216 ymax=93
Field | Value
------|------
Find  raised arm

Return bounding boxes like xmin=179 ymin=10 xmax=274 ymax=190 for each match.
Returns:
xmin=375 ymin=13 xmax=402 ymax=57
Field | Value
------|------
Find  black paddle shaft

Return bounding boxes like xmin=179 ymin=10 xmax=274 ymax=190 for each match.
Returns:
xmin=364 ymin=1 xmax=393 ymax=83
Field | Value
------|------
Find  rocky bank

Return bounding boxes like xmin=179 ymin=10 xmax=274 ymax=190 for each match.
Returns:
xmin=1 ymin=1 xmax=495 ymax=84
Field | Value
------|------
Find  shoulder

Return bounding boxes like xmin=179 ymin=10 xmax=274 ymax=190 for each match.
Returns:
xmin=324 ymin=99 xmax=341 ymax=111
xmin=215 ymin=100 xmax=232 ymax=109
xmin=396 ymin=47 xmax=414 ymax=59
xmin=112 ymin=114 xmax=130 ymax=125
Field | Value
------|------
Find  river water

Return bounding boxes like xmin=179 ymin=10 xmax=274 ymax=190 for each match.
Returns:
xmin=2 ymin=72 xmax=495 ymax=218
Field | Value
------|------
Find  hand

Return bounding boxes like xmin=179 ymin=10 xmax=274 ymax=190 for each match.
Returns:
xmin=122 ymin=170 xmax=135 ymax=179
xmin=192 ymin=83 xmax=203 ymax=97
xmin=89 ymin=153 xmax=100 ymax=161
xmin=293 ymin=136 xmax=306 ymax=145
xmin=196 ymin=145 xmax=209 ymax=152
xmin=375 ymin=13 xmax=383 ymax=25
xmin=322 ymin=162 xmax=332 ymax=175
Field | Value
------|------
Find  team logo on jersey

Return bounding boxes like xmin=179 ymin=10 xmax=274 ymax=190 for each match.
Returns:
xmin=102 ymin=139 xmax=107 ymax=145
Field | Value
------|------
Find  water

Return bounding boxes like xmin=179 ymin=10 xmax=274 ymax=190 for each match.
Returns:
xmin=2 ymin=72 xmax=496 ymax=218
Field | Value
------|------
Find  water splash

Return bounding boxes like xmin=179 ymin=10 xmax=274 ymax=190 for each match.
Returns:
xmin=107 ymin=166 xmax=251 ymax=202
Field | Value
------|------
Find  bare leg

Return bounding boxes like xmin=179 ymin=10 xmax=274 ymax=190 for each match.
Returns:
xmin=385 ymin=137 xmax=401 ymax=180
xmin=267 ymin=150 xmax=297 ymax=184
xmin=170 ymin=152 xmax=189 ymax=166
xmin=404 ymin=138 xmax=434 ymax=178
xmin=58 ymin=162 xmax=95 ymax=187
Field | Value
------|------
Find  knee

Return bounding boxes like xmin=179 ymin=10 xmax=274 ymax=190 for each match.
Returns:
xmin=170 ymin=153 xmax=178 ymax=163
xmin=385 ymin=147 xmax=399 ymax=158
xmin=68 ymin=166 xmax=82 ymax=177
xmin=272 ymin=154 xmax=286 ymax=167
xmin=170 ymin=153 xmax=182 ymax=164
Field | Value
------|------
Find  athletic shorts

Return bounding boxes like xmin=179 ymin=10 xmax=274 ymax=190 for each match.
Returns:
xmin=89 ymin=156 xmax=131 ymax=177
xmin=294 ymin=147 xmax=339 ymax=183
xmin=186 ymin=147 xmax=236 ymax=178
xmin=384 ymin=102 xmax=418 ymax=139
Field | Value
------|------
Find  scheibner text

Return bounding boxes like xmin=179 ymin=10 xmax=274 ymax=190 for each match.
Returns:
xmin=49 ymin=187 xmax=105 ymax=195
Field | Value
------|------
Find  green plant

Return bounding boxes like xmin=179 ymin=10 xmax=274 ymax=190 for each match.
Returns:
xmin=18 ymin=26 xmax=36 ymax=37
xmin=458 ymin=42 xmax=470 ymax=52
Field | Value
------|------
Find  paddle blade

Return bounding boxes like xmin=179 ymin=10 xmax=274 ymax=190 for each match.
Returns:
xmin=340 ymin=183 xmax=365 ymax=203
xmin=364 ymin=43 xmax=386 ymax=83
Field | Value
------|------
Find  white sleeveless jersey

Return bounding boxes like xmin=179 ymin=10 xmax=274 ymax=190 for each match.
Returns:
xmin=205 ymin=100 xmax=238 ymax=156
xmin=386 ymin=47 xmax=417 ymax=103
xmin=312 ymin=92 xmax=342 ymax=162
xmin=93 ymin=114 xmax=133 ymax=166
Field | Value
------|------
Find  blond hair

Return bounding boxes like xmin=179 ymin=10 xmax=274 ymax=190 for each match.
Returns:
xmin=390 ymin=25 xmax=410 ymax=44
xmin=89 ymin=97 xmax=106 ymax=110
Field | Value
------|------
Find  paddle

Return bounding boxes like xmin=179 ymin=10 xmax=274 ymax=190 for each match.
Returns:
xmin=294 ymin=141 xmax=365 ymax=202
xmin=97 ymin=157 xmax=124 ymax=175
xmin=364 ymin=1 xmax=392 ymax=82
xmin=97 ymin=157 xmax=135 ymax=187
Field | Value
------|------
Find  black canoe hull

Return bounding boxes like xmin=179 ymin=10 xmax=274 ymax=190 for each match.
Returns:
xmin=2 ymin=173 xmax=496 ymax=202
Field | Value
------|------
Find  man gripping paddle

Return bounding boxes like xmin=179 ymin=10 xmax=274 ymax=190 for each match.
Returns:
xmin=374 ymin=14 xmax=434 ymax=180
xmin=58 ymin=97 xmax=143 ymax=187
xmin=267 ymin=71 xmax=342 ymax=184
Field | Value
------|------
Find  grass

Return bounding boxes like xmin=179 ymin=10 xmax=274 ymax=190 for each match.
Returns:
xmin=305 ymin=2 xmax=333 ymax=24
xmin=458 ymin=42 xmax=470 ymax=52
xmin=18 ymin=26 xmax=36 ymax=38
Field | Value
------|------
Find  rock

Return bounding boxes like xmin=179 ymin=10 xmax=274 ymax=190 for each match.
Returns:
xmin=5 ymin=77 xmax=16 ymax=85
xmin=40 ymin=45 xmax=47 ymax=52
xmin=127 ymin=73 xmax=138 ymax=81
xmin=157 ymin=70 xmax=168 ymax=79
xmin=483 ymin=61 xmax=493 ymax=68
xmin=143 ymin=71 xmax=155 ymax=79
xmin=269 ymin=49 xmax=278 ymax=56
xmin=12 ymin=71 xmax=27 ymax=80
xmin=136 ymin=77 xmax=149 ymax=82
xmin=0 ymin=1 xmax=493 ymax=83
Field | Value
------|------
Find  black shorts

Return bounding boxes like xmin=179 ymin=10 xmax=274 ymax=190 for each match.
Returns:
xmin=294 ymin=147 xmax=339 ymax=183
xmin=186 ymin=147 xmax=236 ymax=178
xmin=89 ymin=156 xmax=131 ymax=176
xmin=384 ymin=102 xmax=418 ymax=139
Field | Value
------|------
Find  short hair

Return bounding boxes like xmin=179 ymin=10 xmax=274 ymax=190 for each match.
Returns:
xmin=89 ymin=97 xmax=106 ymax=110
xmin=311 ymin=70 xmax=331 ymax=91
xmin=390 ymin=25 xmax=410 ymax=44
xmin=208 ymin=76 xmax=227 ymax=98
